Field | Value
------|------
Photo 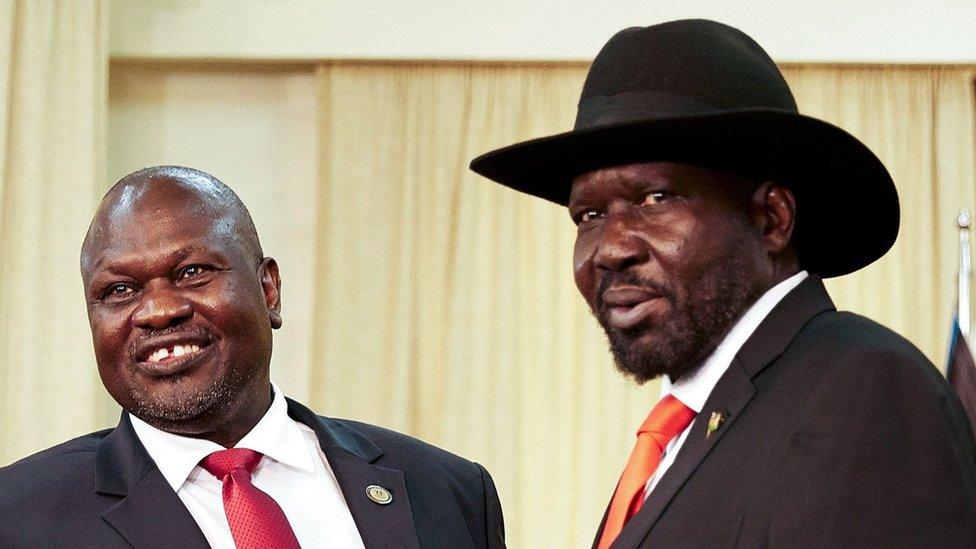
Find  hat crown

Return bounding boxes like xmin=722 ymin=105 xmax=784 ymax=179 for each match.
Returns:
xmin=576 ymin=19 xmax=797 ymax=129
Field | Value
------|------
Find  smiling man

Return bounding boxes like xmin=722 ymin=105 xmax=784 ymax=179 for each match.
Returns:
xmin=0 ymin=166 xmax=505 ymax=549
xmin=471 ymin=19 xmax=976 ymax=548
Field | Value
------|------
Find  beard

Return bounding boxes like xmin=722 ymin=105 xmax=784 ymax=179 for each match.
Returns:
xmin=594 ymin=249 xmax=766 ymax=385
xmin=126 ymin=373 xmax=235 ymax=424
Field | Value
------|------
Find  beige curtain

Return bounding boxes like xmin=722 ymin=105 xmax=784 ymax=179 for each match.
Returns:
xmin=4 ymin=45 xmax=975 ymax=547
xmin=782 ymin=66 xmax=976 ymax=363
xmin=312 ymin=63 xmax=976 ymax=547
xmin=0 ymin=0 xmax=109 ymax=465
xmin=312 ymin=64 xmax=660 ymax=546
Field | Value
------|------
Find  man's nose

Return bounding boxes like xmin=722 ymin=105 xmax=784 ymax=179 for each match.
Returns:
xmin=132 ymin=286 xmax=193 ymax=330
xmin=592 ymin=211 xmax=649 ymax=272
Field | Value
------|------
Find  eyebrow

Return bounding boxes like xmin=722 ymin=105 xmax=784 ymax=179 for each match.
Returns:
xmin=89 ymin=246 xmax=200 ymax=275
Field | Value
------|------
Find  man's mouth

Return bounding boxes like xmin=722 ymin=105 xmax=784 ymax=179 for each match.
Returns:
xmin=135 ymin=333 xmax=213 ymax=376
xmin=147 ymin=343 xmax=203 ymax=363
xmin=601 ymin=287 xmax=664 ymax=330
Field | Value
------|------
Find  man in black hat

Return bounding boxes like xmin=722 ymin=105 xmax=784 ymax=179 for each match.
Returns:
xmin=471 ymin=19 xmax=976 ymax=547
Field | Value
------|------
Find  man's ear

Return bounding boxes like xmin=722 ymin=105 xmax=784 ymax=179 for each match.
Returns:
xmin=750 ymin=181 xmax=796 ymax=256
xmin=259 ymin=257 xmax=282 ymax=329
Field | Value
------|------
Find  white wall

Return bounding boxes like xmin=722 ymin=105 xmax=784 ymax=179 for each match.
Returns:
xmin=110 ymin=0 xmax=976 ymax=63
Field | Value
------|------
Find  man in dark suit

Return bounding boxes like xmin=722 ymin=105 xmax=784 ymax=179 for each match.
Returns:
xmin=470 ymin=19 xmax=976 ymax=547
xmin=0 ymin=166 xmax=505 ymax=548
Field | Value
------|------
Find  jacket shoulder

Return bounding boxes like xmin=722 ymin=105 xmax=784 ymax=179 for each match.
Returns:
xmin=326 ymin=417 xmax=486 ymax=476
xmin=795 ymin=310 xmax=944 ymax=383
xmin=320 ymin=417 xmax=506 ymax=547
xmin=764 ymin=311 xmax=976 ymax=545
xmin=0 ymin=429 xmax=111 ymax=507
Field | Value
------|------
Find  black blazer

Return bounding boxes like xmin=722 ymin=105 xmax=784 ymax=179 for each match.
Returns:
xmin=597 ymin=276 xmax=976 ymax=548
xmin=0 ymin=398 xmax=505 ymax=548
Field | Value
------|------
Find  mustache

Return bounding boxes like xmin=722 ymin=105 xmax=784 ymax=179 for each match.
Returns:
xmin=127 ymin=325 xmax=214 ymax=355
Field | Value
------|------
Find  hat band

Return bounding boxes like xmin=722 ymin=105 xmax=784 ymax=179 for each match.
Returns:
xmin=575 ymin=90 xmax=722 ymax=129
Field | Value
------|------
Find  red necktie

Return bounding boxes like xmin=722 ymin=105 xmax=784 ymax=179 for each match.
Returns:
xmin=597 ymin=395 xmax=696 ymax=549
xmin=200 ymin=448 xmax=302 ymax=549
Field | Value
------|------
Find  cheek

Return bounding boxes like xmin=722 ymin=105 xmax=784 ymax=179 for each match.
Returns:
xmin=573 ymin=235 xmax=597 ymax=303
xmin=200 ymin=280 xmax=271 ymax=336
xmin=90 ymin=312 xmax=130 ymax=361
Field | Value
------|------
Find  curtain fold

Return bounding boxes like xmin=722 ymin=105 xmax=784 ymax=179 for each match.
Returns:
xmin=0 ymin=0 xmax=109 ymax=465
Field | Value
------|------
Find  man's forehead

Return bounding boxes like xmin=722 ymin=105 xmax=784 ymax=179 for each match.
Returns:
xmin=568 ymin=161 xmax=756 ymax=203
xmin=82 ymin=177 xmax=241 ymax=270
xmin=102 ymin=176 xmax=225 ymax=218
xmin=568 ymin=162 xmax=676 ymax=201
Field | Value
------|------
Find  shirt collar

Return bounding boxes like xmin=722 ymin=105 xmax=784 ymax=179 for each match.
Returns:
xmin=661 ymin=270 xmax=809 ymax=413
xmin=130 ymin=382 xmax=316 ymax=492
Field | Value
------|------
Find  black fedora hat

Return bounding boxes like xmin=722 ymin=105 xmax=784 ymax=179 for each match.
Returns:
xmin=469 ymin=19 xmax=899 ymax=278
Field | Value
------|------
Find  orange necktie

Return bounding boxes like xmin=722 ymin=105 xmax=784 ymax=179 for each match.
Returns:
xmin=597 ymin=395 xmax=696 ymax=549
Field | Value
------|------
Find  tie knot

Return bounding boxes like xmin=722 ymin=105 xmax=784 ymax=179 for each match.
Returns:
xmin=638 ymin=394 xmax=696 ymax=439
xmin=200 ymin=448 xmax=263 ymax=479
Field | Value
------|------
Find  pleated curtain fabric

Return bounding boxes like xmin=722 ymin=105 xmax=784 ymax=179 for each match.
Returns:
xmin=0 ymin=0 xmax=111 ymax=466
xmin=1 ymin=41 xmax=975 ymax=548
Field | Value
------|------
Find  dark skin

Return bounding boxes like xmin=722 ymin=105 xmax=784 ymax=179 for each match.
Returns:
xmin=81 ymin=172 xmax=282 ymax=448
xmin=569 ymin=162 xmax=799 ymax=383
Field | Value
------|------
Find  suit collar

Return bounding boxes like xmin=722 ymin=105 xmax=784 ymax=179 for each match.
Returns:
xmin=286 ymin=398 xmax=422 ymax=549
xmin=96 ymin=413 xmax=210 ymax=548
xmin=606 ymin=275 xmax=836 ymax=548
xmin=732 ymin=274 xmax=835 ymax=377
xmin=95 ymin=399 xmax=421 ymax=549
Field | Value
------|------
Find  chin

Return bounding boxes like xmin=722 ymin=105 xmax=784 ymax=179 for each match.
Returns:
xmin=606 ymin=327 xmax=710 ymax=385
xmin=124 ymin=374 xmax=232 ymax=425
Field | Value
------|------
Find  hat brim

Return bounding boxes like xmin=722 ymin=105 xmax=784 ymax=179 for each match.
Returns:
xmin=469 ymin=109 xmax=899 ymax=278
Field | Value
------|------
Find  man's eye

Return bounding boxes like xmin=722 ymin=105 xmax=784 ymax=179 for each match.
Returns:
xmin=576 ymin=210 xmax=603 ymax=225
xmin=178 ymin=265 xmax=208 ymax=280
xmin=642 ymin=191 xmax=671 ymax=206
xmin=103 ymin=283 xmax=133 ymax=299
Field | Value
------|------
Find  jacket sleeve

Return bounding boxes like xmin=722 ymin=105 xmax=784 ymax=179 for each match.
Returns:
xmin=768 ymin=347 xmax=976 ymax=547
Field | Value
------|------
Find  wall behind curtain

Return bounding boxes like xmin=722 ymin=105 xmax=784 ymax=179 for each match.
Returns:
xmin=0 ymin=0 xmax=109 ymax=465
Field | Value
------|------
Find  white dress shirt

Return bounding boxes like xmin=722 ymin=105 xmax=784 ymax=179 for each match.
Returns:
xmin=643 ymin=270 xmax=809 ymax=498
xmin=130 ymin=383 xmax=366 ymax=549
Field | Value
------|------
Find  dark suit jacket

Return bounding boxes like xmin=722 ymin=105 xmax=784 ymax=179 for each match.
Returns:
xmin=0 ymin=398 xmax=505 ymax=548
xmin=598 ymin=276 xmax=976 ymax=548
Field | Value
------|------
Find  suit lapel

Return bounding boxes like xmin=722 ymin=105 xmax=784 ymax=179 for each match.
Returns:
xmin=611 ymin=363 xmax=755 ymax=548
xmin=287 ymin=399 xmax=422 ymax=549
xmin=608 ymin=276 xmax=836 ymax=548
xmin=97 ymin=414 xmax=210 ymax=549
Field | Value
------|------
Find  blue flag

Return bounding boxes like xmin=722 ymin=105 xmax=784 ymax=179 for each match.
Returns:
xmin=947 ymin=319 xmax=976 ymax=440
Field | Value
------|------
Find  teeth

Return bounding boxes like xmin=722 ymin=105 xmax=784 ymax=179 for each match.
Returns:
xmin=147 ymin=344 xmax=202 ymax=363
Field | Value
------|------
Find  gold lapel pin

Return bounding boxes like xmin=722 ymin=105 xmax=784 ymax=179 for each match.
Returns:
xmin=366 ymin=484 xmax=393 ymax=505
xmin=706 ymin=411 xmax=727 ymax=439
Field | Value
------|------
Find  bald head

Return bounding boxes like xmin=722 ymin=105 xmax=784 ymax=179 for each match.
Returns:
xmin=81 ymin=166 xmax=263 ymax=277
xmin=80 ymin=166 xmax=283 ymax=443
